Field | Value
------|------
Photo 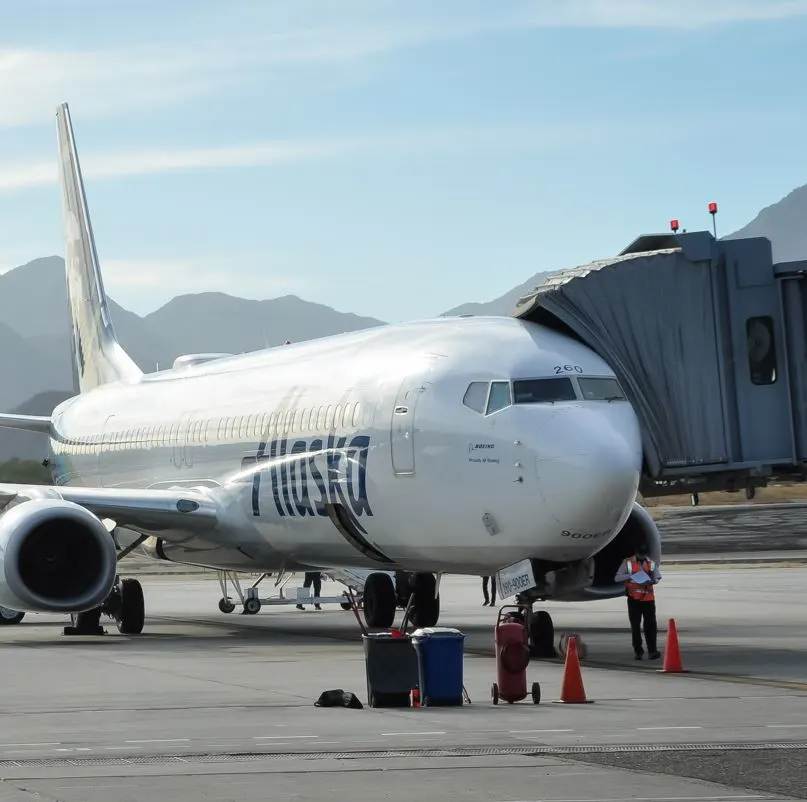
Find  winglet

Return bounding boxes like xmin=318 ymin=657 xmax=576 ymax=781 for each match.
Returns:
xmin=55 ymin=102 xmax=142 ymax=393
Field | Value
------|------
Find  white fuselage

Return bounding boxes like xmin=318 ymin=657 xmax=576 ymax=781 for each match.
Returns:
xmin=47 ymin=315 xmax=643 ymax=576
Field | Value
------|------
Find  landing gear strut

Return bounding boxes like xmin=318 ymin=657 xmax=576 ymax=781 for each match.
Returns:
xmin=63 ymin=576 xmax=145 ymax=636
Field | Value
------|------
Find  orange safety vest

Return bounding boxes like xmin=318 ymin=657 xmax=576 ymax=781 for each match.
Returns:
xmin=625 ymin=556 xmax=655 ymax=602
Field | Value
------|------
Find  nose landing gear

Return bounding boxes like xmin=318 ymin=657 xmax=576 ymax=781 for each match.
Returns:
xmin=507 ymin=594 xmax=557 ymax=658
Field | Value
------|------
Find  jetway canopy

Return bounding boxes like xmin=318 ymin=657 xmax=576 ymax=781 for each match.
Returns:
xmin=510 ymin=230 xmax=807 ymax=496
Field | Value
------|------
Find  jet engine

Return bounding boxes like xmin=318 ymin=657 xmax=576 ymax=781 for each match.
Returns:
xmin=0 ymin=499 xmax=117 ymax=613
xmin=539 ymin=502 xmax=662 ymax=601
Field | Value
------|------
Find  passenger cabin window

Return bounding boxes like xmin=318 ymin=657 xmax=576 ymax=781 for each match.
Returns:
xmin=746 ymin=315 xmax=777 ymax=385
xmin=513 ymin=377 xmax=577 ymax=403
xmin=463 ymin=382 xmax=488 ymax=413
xmin=577 ymin=376 xmax=627 ymax=401
xmin=486 ymin=381 xmax=511 ymax=414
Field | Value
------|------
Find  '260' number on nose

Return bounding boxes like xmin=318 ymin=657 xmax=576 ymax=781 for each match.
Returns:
xmin=554 ymin=364 xmax=583 ymax=374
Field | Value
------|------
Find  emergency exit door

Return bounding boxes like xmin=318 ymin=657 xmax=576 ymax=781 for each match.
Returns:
xmin=391 ymin=381 xmax=421 ymax=475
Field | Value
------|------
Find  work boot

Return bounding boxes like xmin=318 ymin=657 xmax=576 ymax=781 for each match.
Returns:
xmin=649 ymin=650 xmax=661 ymax=660
xmin=296 ymin=604 xmax=305 ymax=610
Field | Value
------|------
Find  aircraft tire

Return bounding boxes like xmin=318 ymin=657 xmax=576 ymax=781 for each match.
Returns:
xmin=411 ymin=573 xmax=440 ymax=628
xmin=363 ymin=573 xmax=396 ymax=628
xmin=0 ymin=606 xmax=24 ymax=625
xmin=529 ymin=610 xmax=555 ymax=658
xmin=117 ymin=578 xmax=145 ymax=634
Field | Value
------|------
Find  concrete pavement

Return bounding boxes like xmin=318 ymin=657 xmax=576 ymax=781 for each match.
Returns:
xmin=0 ymin=566 xmax=805 ymax=799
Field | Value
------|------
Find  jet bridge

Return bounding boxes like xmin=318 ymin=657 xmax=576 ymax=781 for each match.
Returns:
xmin=511 ymin=230 xmax=807 ymax=498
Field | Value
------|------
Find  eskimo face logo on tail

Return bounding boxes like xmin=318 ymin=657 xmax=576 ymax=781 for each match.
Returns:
xmin=244 ymin=434 xmax=373 ymax=533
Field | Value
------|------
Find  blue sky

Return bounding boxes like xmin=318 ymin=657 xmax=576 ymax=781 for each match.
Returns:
xmin=1 ymin=0 xmax=806 ymax=323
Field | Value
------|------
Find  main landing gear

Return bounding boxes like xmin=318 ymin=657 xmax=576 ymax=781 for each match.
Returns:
xmin=64 ymin=576 xmax=145 ymax=636
xmin=362 ymin=571 xmax=440 ymax=629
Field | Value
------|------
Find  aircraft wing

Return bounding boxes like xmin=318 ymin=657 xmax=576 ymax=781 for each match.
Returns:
xmin=0 ymin=483 xmax=219 ymax=535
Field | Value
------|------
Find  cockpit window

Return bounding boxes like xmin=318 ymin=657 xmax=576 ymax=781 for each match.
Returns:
xmin=463 ymin=382 xmax=488 ymax=413
xmin=513 ymin=377 xmax=577 ymax=403
xmin=578 ymin=376 xmax=626 ymax=401
xmin=486 ymin=381 xmax=511 ymax=414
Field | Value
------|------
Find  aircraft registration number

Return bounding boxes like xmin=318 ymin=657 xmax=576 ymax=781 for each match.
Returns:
xmin=496 ymin=559 xmax=537 ymax=600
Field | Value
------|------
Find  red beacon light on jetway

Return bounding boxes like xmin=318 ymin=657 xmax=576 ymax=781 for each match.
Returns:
xmin=708 ymin=201 xmax=718 ymax=236
xmin=670 ymin=219 xmax=679 ymax=233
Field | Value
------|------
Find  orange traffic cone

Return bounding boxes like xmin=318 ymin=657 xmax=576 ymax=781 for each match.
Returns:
xmin=658 ymin=618 xmax=687 ymax=674
xmin=554 ymin=635 xmax=593 ymax=704
xmin=411 ymin=687 xmax=421 ymax=708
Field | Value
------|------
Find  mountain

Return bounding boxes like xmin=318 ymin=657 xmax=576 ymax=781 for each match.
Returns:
xmin=0 ymin=257 xmax=386 ymax=459
xmin=443 ymin=181 xmax=807 ymax=318
xmin=723 ymin=184 xmax=807 ymax=263
xmin=442 ymin=270 xmax=554 ymax=317
xmin=144 ymin=292 xmax=383 ymax=357
xmin=0 ymin=256 xmax=386 ymax=389
xmin=1 ymin=178 xmax=806 ymax=460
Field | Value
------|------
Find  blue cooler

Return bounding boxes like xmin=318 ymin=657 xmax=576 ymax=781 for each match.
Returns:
xmin=411 ymin=627 xmax=465 ymax=706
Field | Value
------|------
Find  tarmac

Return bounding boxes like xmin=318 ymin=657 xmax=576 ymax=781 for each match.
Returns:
xmin=0 ymin=556 xmax=806 ymax=801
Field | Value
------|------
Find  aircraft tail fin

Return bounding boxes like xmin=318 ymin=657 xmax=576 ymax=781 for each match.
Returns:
xmin=55 ymin=102 xmax=142 ymax=394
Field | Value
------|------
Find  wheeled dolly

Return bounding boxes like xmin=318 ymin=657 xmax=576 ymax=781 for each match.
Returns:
xmin=215 ymin=570 xmax=364 ymax=614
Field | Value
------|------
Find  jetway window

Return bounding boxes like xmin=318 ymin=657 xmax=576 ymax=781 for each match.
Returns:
xmin=486 ymin=381 xmax=511 ymax=414
xmin=513 ymin=377 xmax=577 ymax=404
xmin=746 ymin=315 xmax=778 ymax=385
xmin=577 ymin=377 xmax=626 ymax=401
xmin=463 ymin=382 xmax=488 ymax=413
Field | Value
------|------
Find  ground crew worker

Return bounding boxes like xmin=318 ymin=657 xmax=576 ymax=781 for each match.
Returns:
xmin=297 ymin=572 xmax=322 ymax=610
xmin=614 ymin=541 xmax=661 ymax=660
xmin=482 ymin=575 xmax=496 ymax=606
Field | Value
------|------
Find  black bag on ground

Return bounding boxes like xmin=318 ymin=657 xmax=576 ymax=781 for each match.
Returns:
xmin=314 ymin=689 xmax=364 ymax=709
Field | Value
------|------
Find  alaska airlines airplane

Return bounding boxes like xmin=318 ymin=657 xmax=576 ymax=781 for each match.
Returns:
xmin=0 ymin=103 xmax=660 ymax=650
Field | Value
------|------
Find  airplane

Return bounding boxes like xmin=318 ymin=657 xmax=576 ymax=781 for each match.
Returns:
xmin=0 ymin=102 xmax=661 ymax=652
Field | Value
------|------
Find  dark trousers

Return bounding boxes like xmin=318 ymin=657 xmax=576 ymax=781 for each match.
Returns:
xmin=627 ymin=597 xmax=657 ymax=654
xmin=303 ymin=572 xmax=322 ymax=597
xmin=483 ymin=576 xmax=496 ymax=603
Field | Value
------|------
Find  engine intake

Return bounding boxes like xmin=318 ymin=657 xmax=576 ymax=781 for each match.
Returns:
xmin=543 ymin=502 xmax=661 ymax=602
xmin=587 ymin=502 xmax=661 ymax=599
xmin=0 ymin=499 xmax=117 ymax=613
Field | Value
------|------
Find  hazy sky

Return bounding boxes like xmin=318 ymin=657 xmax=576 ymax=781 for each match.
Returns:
xmin=1 ymin=1 xmax=806 ymax=322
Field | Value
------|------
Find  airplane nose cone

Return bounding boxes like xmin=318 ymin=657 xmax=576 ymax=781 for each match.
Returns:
xmin=535 ymin=408 xmax=642 ymax=538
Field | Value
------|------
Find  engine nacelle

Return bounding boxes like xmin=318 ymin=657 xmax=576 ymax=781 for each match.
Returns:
xmin=544 ymin=502 xmax=662 ymax=602
xmin=0 ymin=499 xmax=118 ymax=613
